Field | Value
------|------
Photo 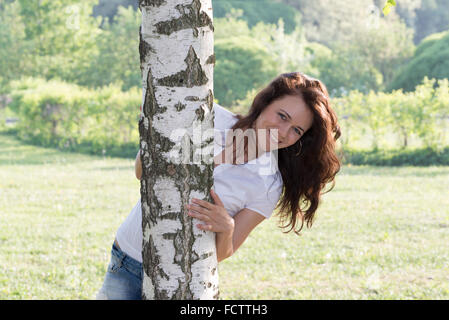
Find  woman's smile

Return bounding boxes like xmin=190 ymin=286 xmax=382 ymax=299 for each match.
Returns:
xmin=254 ymin=95 xmax=313 ymax=152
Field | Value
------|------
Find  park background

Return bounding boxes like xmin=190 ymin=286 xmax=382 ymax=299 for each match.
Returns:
xmin=0 ymin=0 xmax=448 ymax=299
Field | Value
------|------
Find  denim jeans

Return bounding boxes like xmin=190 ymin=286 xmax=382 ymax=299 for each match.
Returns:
xmin=96 ymin=242 xmax=143 ymax=300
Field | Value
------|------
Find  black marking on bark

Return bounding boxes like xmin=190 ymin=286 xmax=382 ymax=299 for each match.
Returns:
xmin=191 ymin=250 xmax=200 ymax=263
xmin=139 ymin=0 xmax=166 ymax=8
xmin=175 ymin=102 xmax=186 ymax=111
xmin=195 ymin=106 xmax=205 ymax=121
xmin=173 ymin=211 xmax=195 ymax=299
xmin=179 ymin=161 xmax=195 ymax=299
xmin=185 ymin=96 xmax=200 ymax=101
xmin=205 ymin=89 xmax=214 ymax=109
xmin=139 ymin=26 xmax=154 ymax=76
xmin=199 ymin=251 xmax=214 ymax=260
xmin=154 ymin=0 xmax=213 ymax=36
xmin=143 ymin=68 xmax=168 ymax=116
xmin=139 ymin=70 xmax=176 ymax=226
xmin=160 ymin=211 xmax=179 ymax=220
xmin=157 ymin=46 xmax=208 ymax=88
xmin=162 ymin=232 xmax=177 ymax=240
xmin=198 ymin=136 xmax=214 ymax=149
xmin=206 ymin=54 xmax=215 ymax=65
xmin=142 ymin=234 xmax=170 ymax=300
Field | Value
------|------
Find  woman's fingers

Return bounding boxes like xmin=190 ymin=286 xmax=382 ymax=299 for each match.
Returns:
xmin=197 ymin=224 xmax=212 ymax=231
xmin=186 ymin=203 xmax=208 ymax=215
xmin=191 ymin=198 xmax=214 ymax=210
xmin=186 ymin=210 xmax=210 ymax=222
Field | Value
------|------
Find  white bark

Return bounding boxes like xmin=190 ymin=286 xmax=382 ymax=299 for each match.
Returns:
xmin=139 ymin=0 xmax=218 ymax=300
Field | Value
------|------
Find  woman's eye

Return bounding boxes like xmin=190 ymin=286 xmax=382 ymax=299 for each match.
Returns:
xmin=278 ymin=113 xmax=286 ymax=120
xmin=294 ymin=128 xmax=301 ymax=135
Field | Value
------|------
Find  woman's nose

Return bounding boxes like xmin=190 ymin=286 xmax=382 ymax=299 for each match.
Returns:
xmin=279 ymin=125 xmax=289 ymax=140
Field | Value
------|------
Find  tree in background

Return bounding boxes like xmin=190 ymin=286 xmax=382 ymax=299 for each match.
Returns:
xmin=80 ymin=5 xmax=141 ymax=90
xmin=213 ymin=0 xmax=299 ymax=34
xmin=280 ymin=0 xmax=377 ymax=46
xmin=395 ymin=0 xmax=449 ymax=44
xmin=214 ymin=36 xmax=278 ymax=106
xmin=388 ymin=31 xmax=449 ymax=92
xmin=92 ymin=0 xmax=138 ymax=25
xmin=15 ymin=0 xmax=102 ymax=84
xmin=0 ymin=2 xmax=32 ymax=90
xmin=277 ymin=0 xmax=414 ymax=94
xmin=213 ymin=12 xmax=312 ymax=107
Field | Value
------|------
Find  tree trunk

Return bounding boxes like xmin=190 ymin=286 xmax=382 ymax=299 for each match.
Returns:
xmin=138 ymin=0 xmax=218 ymax=300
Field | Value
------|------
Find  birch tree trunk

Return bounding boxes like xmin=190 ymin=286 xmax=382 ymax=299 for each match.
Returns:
xmin=138 ymin=0 xmax=218 ymax=300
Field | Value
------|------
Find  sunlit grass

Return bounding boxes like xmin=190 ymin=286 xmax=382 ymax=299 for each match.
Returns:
xmin=0 ymin=133 xmax=448 ymax=299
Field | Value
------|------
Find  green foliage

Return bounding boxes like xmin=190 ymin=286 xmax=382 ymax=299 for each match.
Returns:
xmin=388 ymin=30 xmax=449 ymax=92
xmin=78 ymin=5 xmax=141 ymax=90
xmin=413 ymin=30 xmax=449 ymax=57
xmin=214 ymin=36 xmax=278 ymax=107
xmin=383 ymin=0 xmax=397 ymax=16
xmin=333 ymin=77 xmax=449 ymax=152
xmin=311 ymin=15 xmax=414 ymax=95
xmin=8 ymin=78 xmax=140 ymax=158
xmin=0 ymin=2 xmax=32 ymax=88
xmin=92 ymin=0 xmax=138 ymax=23
xmin=212 ymin=0 xmax=300 ymax=34
xmin=341 ymin=146 xmax=449 ymax=166
xmin=214 ymin=16 xmax=312 ymax=107
xmin=15 ymin=0 xmax=103 ymax=84
xmin=412 ymin=0 xmax=449 ymax=44
xmin=3 ymin=1 xmax=141 ymax=92
xmin=312 ymin=47 xmax=384 ymax=96
xmin=0 ymin=104 xmax=15 ymax=132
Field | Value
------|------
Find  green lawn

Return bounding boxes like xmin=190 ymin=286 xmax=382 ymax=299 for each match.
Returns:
xmin=0 ymin=133 xmax=448 ymax=299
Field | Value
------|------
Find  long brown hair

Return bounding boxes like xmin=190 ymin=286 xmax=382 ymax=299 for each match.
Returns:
xmin=230 ymin=72 xmax=341 ymax=234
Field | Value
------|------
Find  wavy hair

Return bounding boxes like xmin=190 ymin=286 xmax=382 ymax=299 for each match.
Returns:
xmin=230 ymin=72 xmax=341 ymax=234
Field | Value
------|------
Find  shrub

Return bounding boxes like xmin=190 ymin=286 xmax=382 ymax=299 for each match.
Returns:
xmin=341 ymin=147 xmax=449 ymax=166
xmin=8 ymin=77 xmax=140 ymax=157
xmin=388 ymin=30 xmax=449 ymax=92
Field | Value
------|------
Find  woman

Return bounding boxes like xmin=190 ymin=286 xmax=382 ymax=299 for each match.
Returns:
xmin=96 ymin=72 xmax=341 ymax=300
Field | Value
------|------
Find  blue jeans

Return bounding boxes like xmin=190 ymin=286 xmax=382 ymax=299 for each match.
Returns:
xmin=96 ymin=243 xmax=143 ymax=300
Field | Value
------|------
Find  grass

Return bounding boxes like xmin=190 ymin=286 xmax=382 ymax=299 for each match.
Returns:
xmin=0 ymin=132 xmax=448 ymax=299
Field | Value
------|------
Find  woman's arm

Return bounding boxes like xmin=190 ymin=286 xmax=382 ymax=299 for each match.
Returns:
xmin=135 ymin=149 xmax=142 ymax=180
xmin=188 ymin=192 xmax=265 ymax=262
xmin=216 ymin=208 xmax=265 ymax=262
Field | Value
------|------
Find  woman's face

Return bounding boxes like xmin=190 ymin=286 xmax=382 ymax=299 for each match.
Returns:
xmin=253 ymin=94 xmax=314 ymax=152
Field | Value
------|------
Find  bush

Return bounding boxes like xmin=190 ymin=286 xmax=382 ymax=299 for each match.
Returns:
xmin=332 ymin=78 xmax=449 ymax=151
xmin=388 ymin=30 xmax=449 ymax=92
xmin=8 ymin=77 xmax=140 ymax=157
xmin=214 ymin=36 xmax=278 ymax=106
xmin=340 ymin=147 xmax=449 ymax=166
xmin=212 ymin=0 xmax=299 ymax=34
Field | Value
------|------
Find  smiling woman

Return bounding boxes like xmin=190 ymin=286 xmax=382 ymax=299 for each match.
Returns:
xmin=253 ymin=94 xmax=314 ymax=151
xmin=96 ymin=72 xmax=341 ymax=300
xmin=229 ymin=72 xmax=341 ymax=234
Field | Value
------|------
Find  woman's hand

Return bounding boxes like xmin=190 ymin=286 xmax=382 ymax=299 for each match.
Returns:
xmin=135 ymin=149 xmax=142 ymax=180
xmin=185 ymin=189 xmax=234 ymax=234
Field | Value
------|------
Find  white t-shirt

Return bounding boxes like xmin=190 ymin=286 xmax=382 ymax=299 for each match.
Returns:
xmin=115 ymin=103 xmax=283 ymax=263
